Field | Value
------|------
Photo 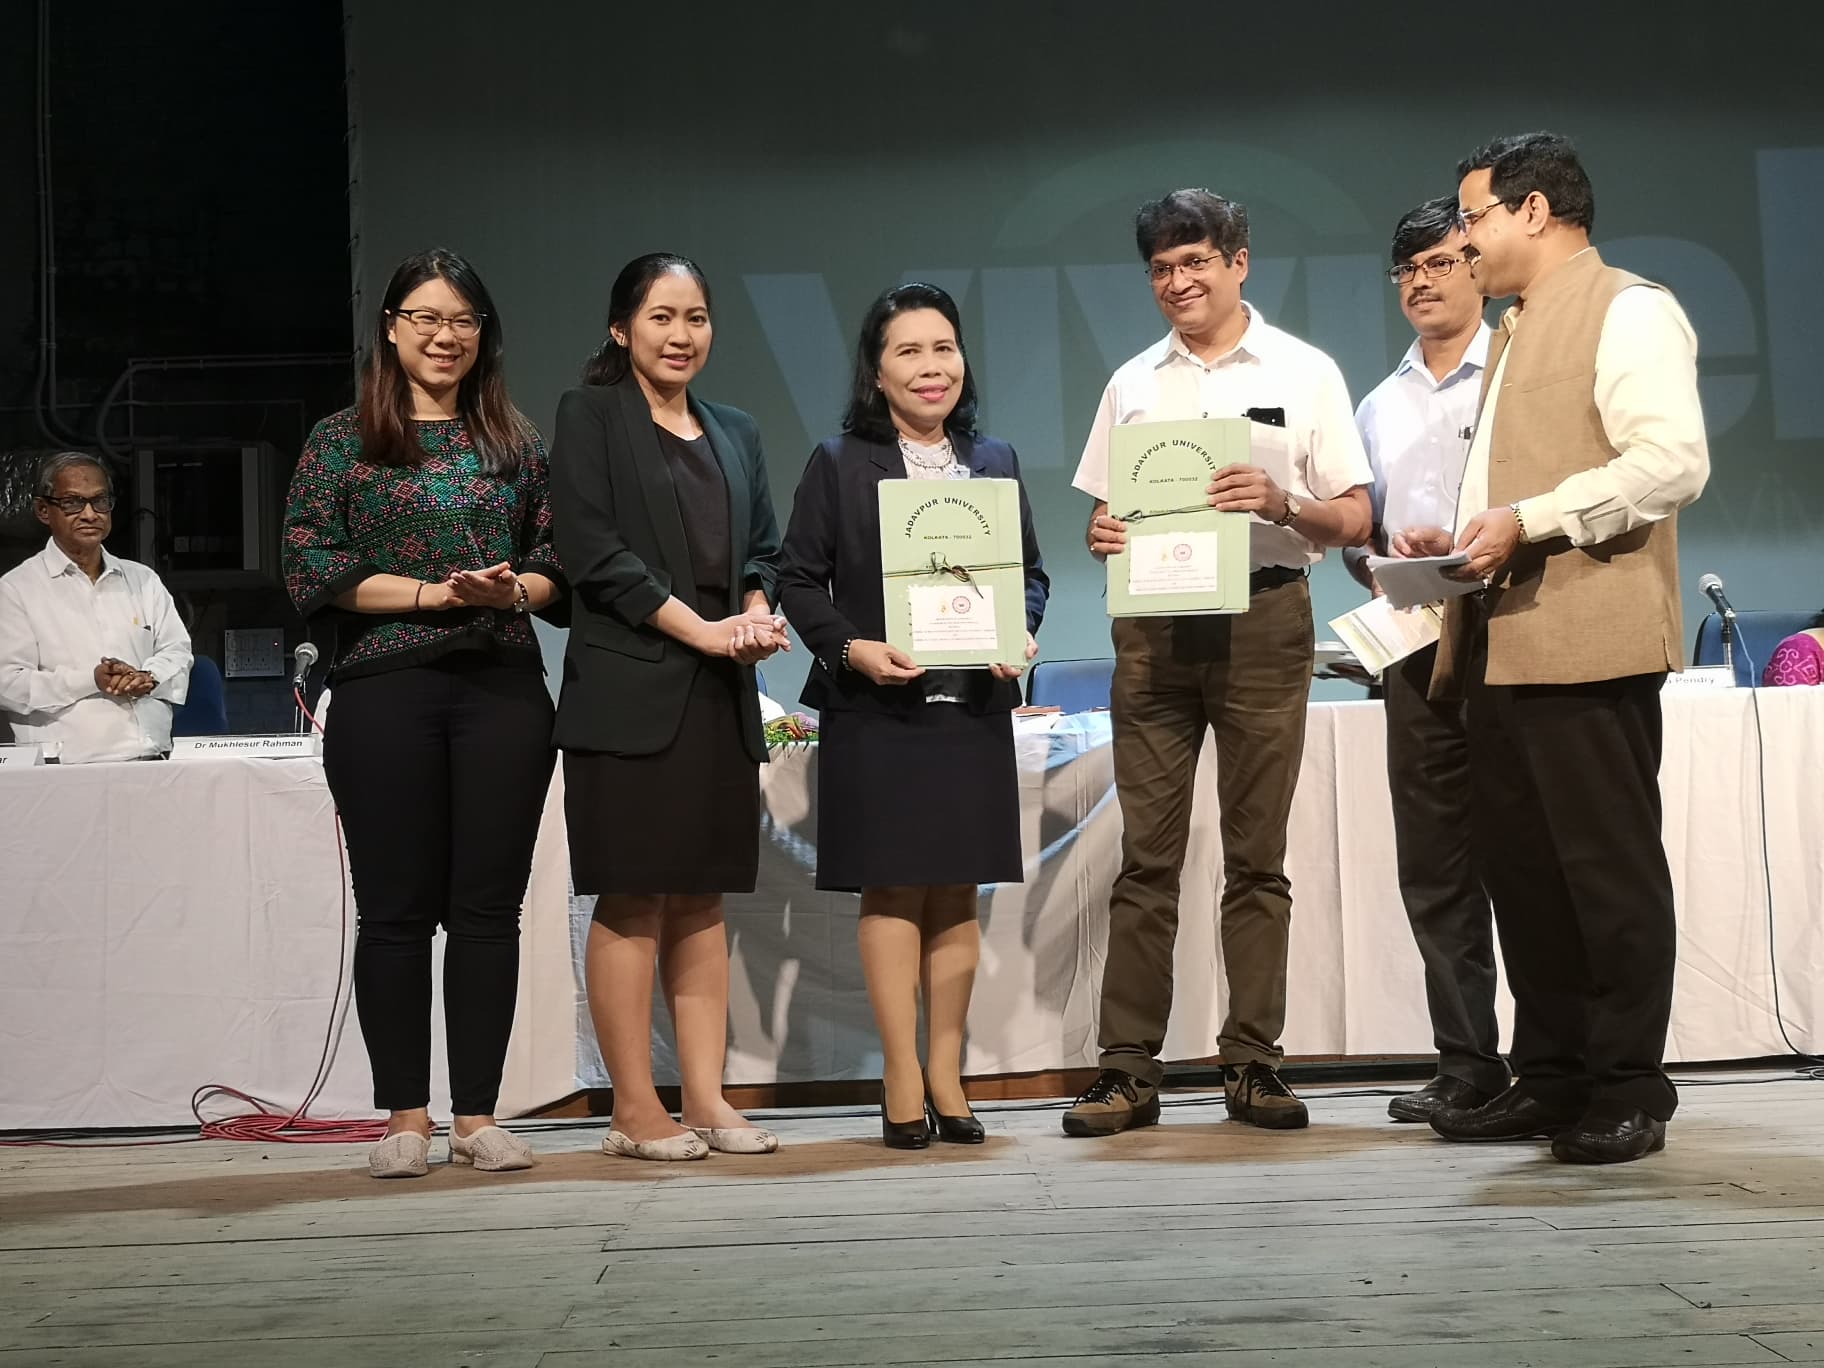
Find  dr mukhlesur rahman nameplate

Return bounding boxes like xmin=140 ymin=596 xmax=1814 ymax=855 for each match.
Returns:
xmin=1107 ymin=418 xmax=1253 ymax=616
xmin=878 ymin=478 xmax=1026 ymax=667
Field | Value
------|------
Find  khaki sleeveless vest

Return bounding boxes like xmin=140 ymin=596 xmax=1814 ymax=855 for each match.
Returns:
xmin=1433 ymin=248 xmax=1685 ymax=694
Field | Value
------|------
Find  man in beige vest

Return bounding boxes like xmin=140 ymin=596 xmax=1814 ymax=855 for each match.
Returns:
xmin=1419 ymin=132 xmax=1708 ymax=1163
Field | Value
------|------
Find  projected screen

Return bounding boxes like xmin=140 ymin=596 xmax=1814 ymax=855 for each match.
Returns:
xmin=345 ymin=5 xmax=1824 ymax=701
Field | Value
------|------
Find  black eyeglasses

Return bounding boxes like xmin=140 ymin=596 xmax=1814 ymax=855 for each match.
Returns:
xmin=38 ymin=493 xmax=116 ymax=514
xmin=389 ymin=308 xmax=485 ymax=338
xmin=1387 ymin=255 xmax=1468 ymax=285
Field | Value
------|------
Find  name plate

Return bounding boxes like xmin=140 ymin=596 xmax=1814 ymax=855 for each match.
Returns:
xmin=0 ymin=743 xmax=47 ymax=766
xmin=170 ymin=734 xmax=320 ymax=760
xmin=1663 ymin=665 xmax=1737 ymax=691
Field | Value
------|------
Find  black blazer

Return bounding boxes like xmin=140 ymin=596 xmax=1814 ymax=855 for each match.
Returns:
xmin=776 ymin=431 xmax=1048 ymax=716
xmin=549 ymin=378 xmax=780 ymax=759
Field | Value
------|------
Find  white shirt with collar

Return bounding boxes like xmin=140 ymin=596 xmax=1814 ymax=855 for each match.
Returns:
xmin=1455 ymin=253 xmax=1709 ymax=542
xmin=1355 ymin=323 xmax=1491 ymax=547
xmin=1072 ymin=301 xmax=1372 ymax=569
xmin=0 ymin=539 xmax=193 ymax=762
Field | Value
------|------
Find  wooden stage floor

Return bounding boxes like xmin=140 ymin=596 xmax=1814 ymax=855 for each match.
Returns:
xmin=5 ymin=1075 xmax=1824 ymax=1366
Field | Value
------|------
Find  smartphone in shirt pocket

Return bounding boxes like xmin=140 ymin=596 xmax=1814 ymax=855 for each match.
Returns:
xmin=1243 ymin=412 xmax=1296 ymax=502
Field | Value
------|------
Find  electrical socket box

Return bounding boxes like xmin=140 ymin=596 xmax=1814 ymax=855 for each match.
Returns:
xmin=223 ymin=627 xmax=285 ymax=679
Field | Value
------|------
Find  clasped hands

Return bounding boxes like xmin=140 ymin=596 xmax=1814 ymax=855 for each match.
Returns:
xmin=437 ymin=560 xmax=522 ymax=610
xmin=95 ymin=657 xmax=156 ymax=698
xmin=701 ymin=604 xmax=793 ymax=666
xmin=1087 ymin=464 xmax=1291 ymax=557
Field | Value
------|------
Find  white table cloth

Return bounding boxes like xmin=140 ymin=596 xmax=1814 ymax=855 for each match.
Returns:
xmin=0 ymin=756 xmax=574 ymax=1128
xmin=4 ymin=689 xmax=1820 ymax=1128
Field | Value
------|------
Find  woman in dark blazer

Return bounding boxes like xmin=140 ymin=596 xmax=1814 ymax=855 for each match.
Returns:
xmin=777 ymin=282 xmax=1048 ymax=1149
xmin=550 ymin=253 xmax=788 ymax=1163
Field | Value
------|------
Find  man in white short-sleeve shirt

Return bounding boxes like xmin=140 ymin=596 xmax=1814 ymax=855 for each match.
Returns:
xmin=1062 ymin=188 xmax=1373 ymax=1138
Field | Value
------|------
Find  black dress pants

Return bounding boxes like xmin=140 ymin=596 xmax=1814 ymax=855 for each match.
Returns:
xmin=1383 ymin=642 xmax=1505 ymax=1094
xmin=1465 ymin=628 xmax=1678 ymax=1121
xmin=322 ymin=654 xmax=555 ymax=1115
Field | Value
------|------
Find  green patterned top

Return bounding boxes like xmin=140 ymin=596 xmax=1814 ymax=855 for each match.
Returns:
xmin=282 ymin=406 xmax=562 ymax=682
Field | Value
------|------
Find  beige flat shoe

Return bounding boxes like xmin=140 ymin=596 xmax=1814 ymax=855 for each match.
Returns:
xmin=449 ymin=1125 xmax=535 ymax=1172
xmin=368 ymin=1130 xmax=430 ymax=1179
xmin=602 ymin=1128 xmax=710 ymax=1162
xmin=691 ymin=1125 xmax=779 ymax=1154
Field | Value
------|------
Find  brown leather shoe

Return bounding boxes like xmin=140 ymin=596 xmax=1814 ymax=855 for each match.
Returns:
xmin=1062 ymin=1069 xmax=1160 ymax=1137
xmin=1225 ymin=1062 xmax=1308 ymax=1130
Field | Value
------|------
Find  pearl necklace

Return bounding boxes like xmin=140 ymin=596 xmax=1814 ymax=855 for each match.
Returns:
xmin=898 ymin=434 xmax=955 ymax=471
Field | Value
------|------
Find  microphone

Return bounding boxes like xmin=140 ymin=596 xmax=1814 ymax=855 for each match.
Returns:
xmin=1699 ymin=573 xmax=1737 ymax=621
xmin=290 ymin=641 xmax=320 ymax=690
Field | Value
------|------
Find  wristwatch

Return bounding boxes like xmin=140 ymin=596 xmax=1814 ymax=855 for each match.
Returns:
xmin=1273 ymin=492 xmax=1303 ymax=527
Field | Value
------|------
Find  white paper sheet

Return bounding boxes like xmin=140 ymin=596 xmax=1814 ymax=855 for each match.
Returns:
xmin=909 ymin=584 xmax=1000 ymax=652
xmin=1127 ymin=531 xmax=1224 ymax=596
xmin=1329 ymin=598 xmax=1444 ymax=676
xmin=1365 ymin=553 xmax=1483 ymax=610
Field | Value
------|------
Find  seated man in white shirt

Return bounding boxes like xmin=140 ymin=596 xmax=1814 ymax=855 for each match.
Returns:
xmin=0 ymin=451 xmax=192 ymax=762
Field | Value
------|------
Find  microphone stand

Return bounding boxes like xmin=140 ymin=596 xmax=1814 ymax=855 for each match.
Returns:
xmin=1720 ymin=613 xmax=1736 ymax=683
xmin=291 ymin=668 xmax=312 ymax=734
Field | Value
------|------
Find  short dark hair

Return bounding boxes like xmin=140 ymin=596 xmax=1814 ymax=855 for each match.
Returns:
xmin=582 ymin=253 xmax=714 ymax=387
xmin=841 ymin=282 xmax=979 ymax=445
xmin=1134 ymin=189 xmax=1249 ymax=263
xmin=1457 ymin=131 xmax=1595 ymax=232
xmin=359 ymin=248 xmax=533 ymax=477
xmin=34 ymin=450 xmax=112 ymax=498
xmin=1391 ymin=196 xmax=1461 ymax=265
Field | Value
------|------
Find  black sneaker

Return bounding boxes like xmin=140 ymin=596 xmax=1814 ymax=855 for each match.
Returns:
xmin=1224 ymin=1061 xmax=1309 ymax=1130
xmin=1062 ymin=1069 xmax=1161 ymax=1137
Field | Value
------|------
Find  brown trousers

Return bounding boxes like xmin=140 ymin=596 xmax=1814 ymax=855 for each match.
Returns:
xmin=1097 ymin=579 xmax=1314 ymax=1084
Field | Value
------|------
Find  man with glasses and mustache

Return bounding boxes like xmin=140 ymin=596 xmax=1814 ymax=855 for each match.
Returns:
xmin=1065 ymin=188 xmax=1373 ymax=1137
xmin=1344 ymin=197 xmax=1506 ymax=1124
xmin=1417 ymin=132 xmax=1708 ymax=1164
xmin=0 ymin=451 xmax=192 ymax=762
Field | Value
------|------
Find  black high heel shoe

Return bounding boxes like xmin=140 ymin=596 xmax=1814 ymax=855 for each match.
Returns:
xmin=881 ymin=1086 xmax=931 ymax=1150
xmin=925 ymin=1093 xmax=986 ymax=1144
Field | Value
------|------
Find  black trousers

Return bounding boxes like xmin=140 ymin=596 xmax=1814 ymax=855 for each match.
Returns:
xmin=1465 ymin=629 xmax=1678 ymax=1121
xmin=322 ymin=654 xmax=555 ymax=1115
xmin=1383 ymin=642 xmax=1505 ymax=1094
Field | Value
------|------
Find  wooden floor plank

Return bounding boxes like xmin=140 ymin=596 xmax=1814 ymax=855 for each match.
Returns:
xmin=0 ymin=1077 xmax=1819 ymax=1364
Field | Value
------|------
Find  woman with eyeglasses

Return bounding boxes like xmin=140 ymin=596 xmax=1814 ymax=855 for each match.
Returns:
xmin=776 ymin=282 xmax=1048 ymax=1149
xmin=550 ymin=253 xmax=788 ymax=1162
xmin=283 ymin=247 xmax=565 ymax=1179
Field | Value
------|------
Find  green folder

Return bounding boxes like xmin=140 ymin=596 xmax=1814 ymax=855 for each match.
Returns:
xmin=878 ymin=477 xmax=1027 ymax=667
xmin=1106 ymin=418 xmax=1253 ymax=617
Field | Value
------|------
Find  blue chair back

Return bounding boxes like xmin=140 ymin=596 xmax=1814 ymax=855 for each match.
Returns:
xmin=1693 ymin=609 xmax=1824 ymax=686
xmin=754 ymin=666 xmax=768 ymax=697
xmin=172 ymin=656 xmax=229 ymax=736
xmin=1026 ymin=657 xmax=1116 ymax=712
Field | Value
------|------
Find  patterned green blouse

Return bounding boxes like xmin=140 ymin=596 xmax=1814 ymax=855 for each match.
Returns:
xmin=282 ymin=406 xmax=562 ymax=682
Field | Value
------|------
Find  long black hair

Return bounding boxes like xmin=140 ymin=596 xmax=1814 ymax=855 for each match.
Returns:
xmin=840 ymin=282 xmax=979 ymax=444
xmin=581 ymin=253 xmax=714 ymax=386
xmin=359 ymin=248 xmax=532 ymax=476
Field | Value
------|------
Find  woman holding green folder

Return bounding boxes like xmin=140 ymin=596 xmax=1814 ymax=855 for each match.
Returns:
xmin=777 ymin=282 xmax=1049 ymax=1149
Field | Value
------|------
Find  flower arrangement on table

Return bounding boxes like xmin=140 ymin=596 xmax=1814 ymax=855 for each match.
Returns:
xmin=763 ymin=713 xmax=819 ymax=749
